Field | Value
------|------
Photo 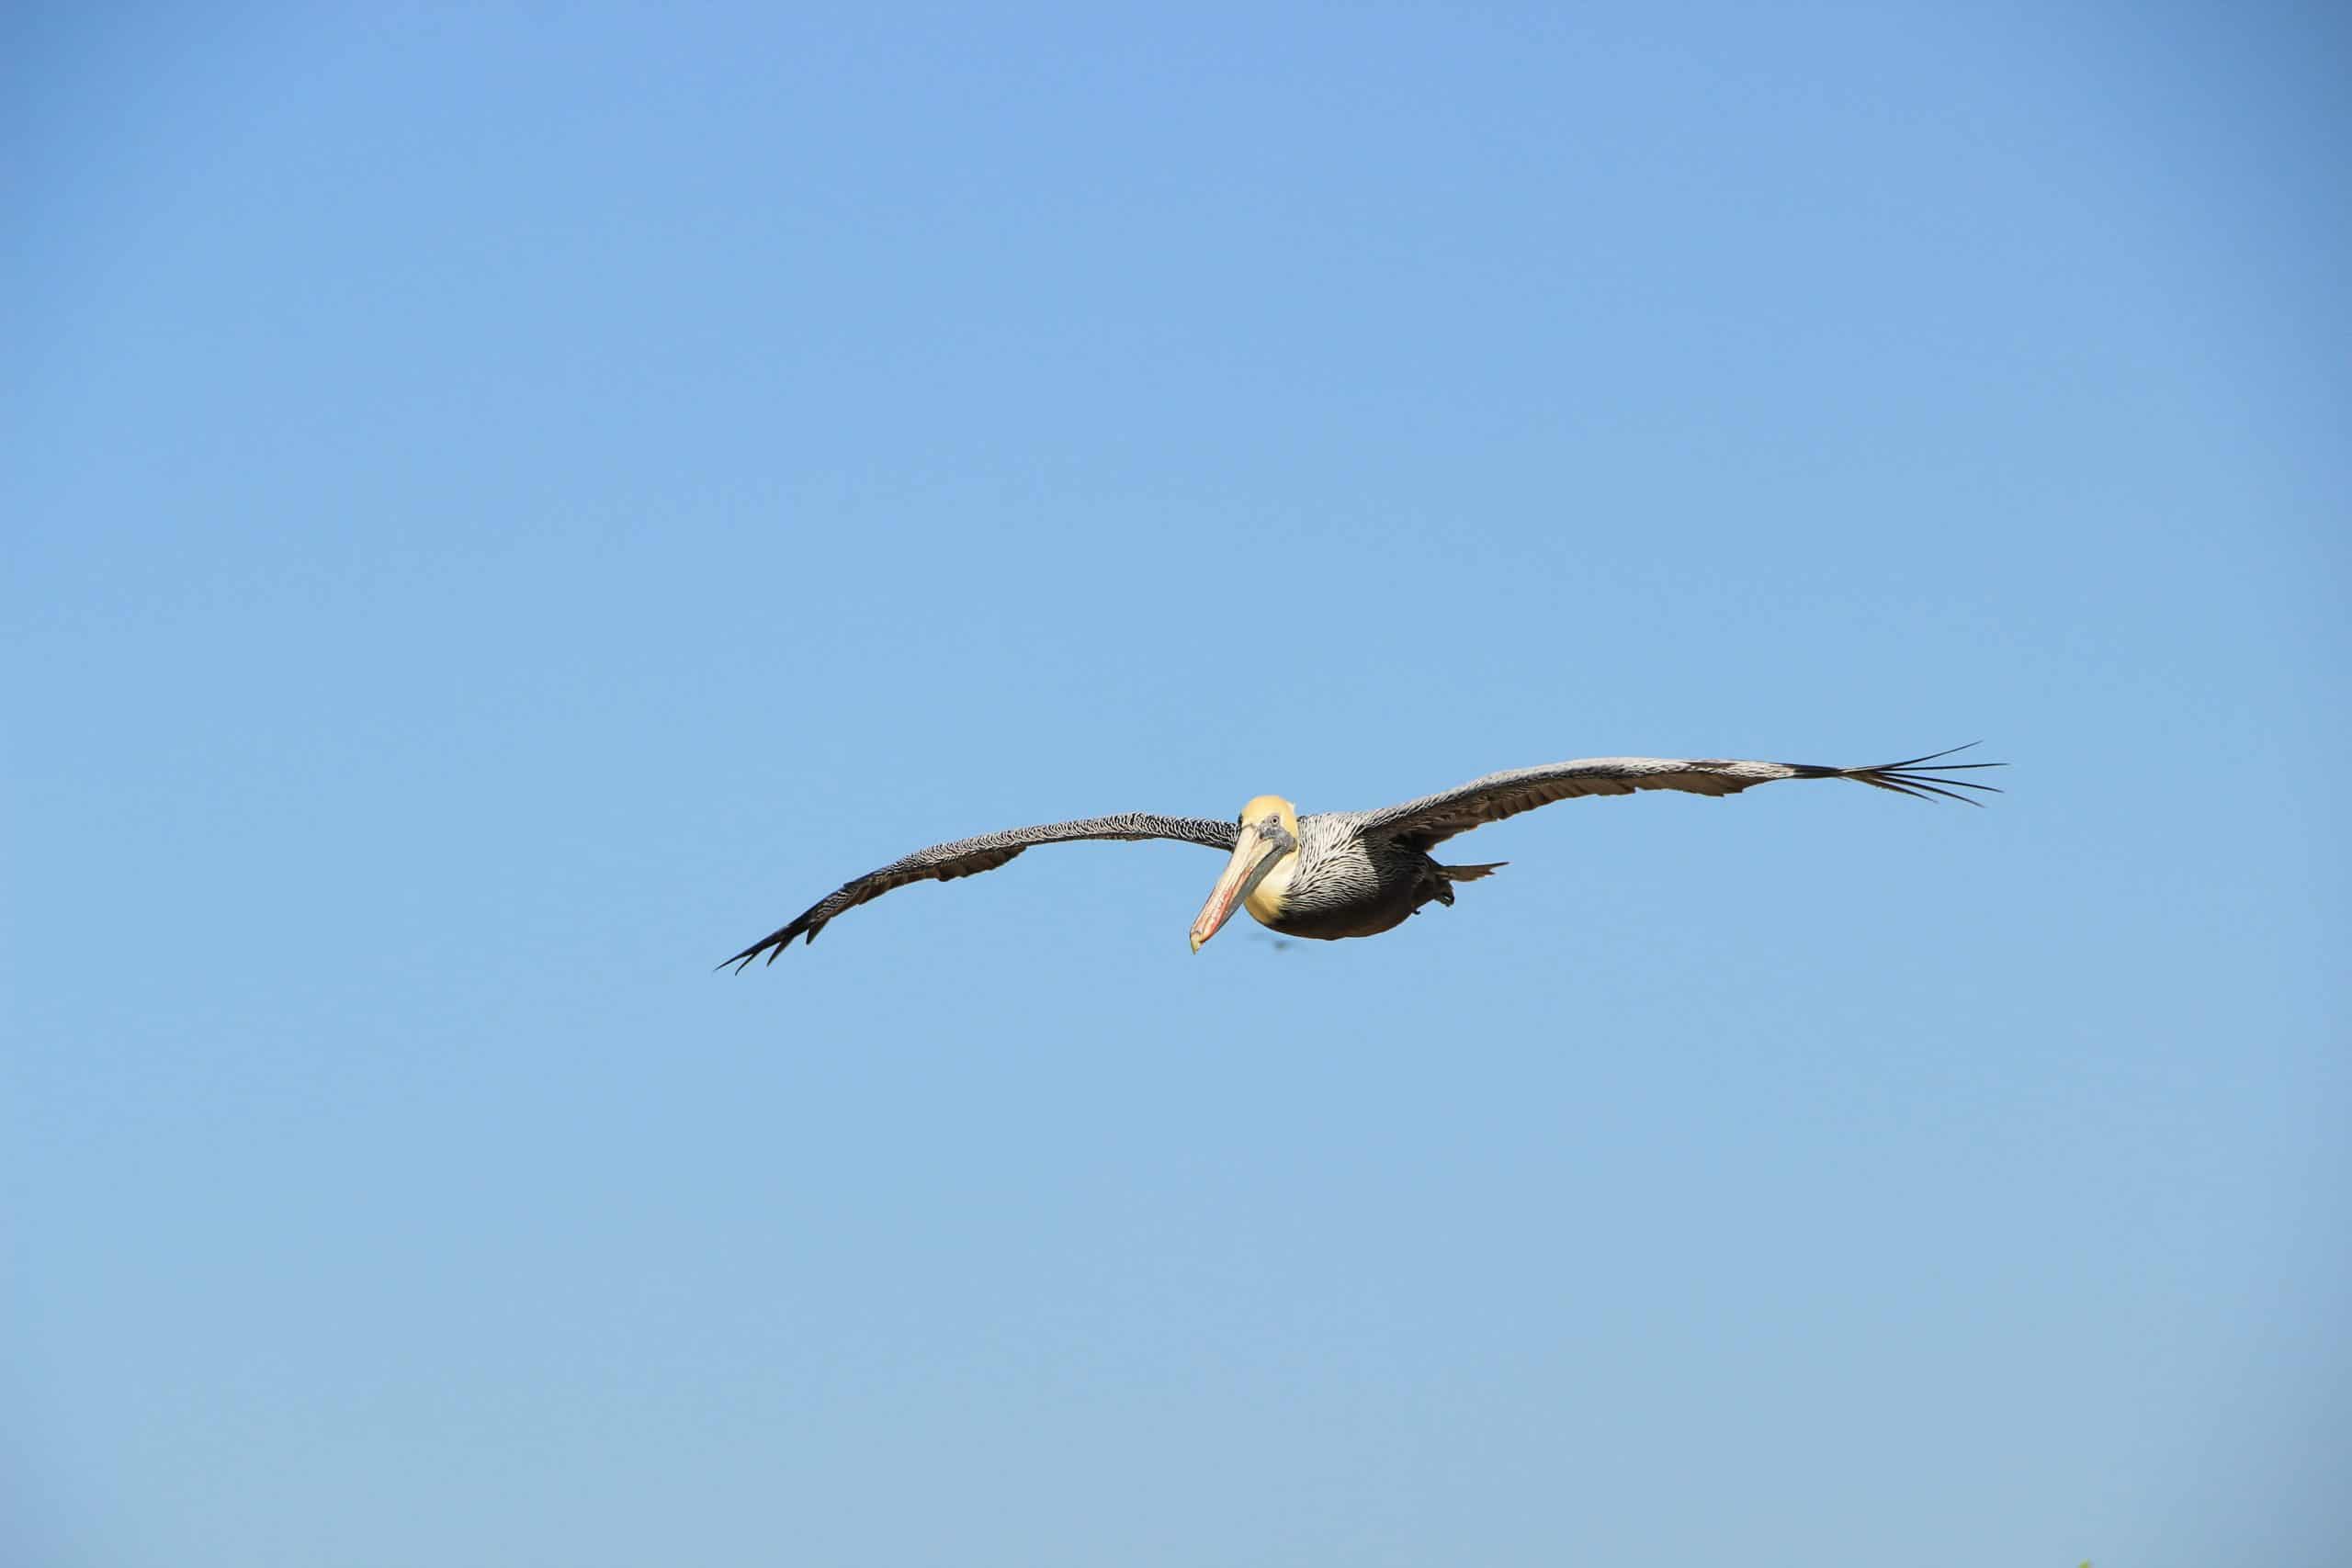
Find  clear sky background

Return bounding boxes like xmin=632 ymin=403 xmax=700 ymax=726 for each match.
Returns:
xmin=6 ymin=5 xmax=2346 ymax=1565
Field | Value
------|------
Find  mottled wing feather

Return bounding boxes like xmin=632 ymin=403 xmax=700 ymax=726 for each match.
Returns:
xmin=1361 ymin=746 xmax=2004 ymax=852
xmin=722 ymin=813 xmax=1239 ymax=970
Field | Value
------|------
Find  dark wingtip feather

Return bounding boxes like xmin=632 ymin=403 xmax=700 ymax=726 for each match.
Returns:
xmin=1883 ymin=740 xmax=1981 ymax=768
xmin=718 ymin=922 xmax=802 ymax=974
xmin=1846 ymin=744 xmax=2008 ymax=807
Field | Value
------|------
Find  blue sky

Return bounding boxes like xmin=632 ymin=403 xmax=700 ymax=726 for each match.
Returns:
xmin=6 ymin=4 xmax=2346 ymax=1564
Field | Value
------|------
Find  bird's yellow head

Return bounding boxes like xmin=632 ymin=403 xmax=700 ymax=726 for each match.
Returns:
xmin=1189 ymin=795 xmax=1301 ymax=952
xmin=1237 ymin=795 xmax=1299 ymax=843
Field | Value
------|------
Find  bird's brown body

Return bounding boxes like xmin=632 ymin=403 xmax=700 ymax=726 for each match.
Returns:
xmin=1224 ymin=807 xmax=1501 ymax=942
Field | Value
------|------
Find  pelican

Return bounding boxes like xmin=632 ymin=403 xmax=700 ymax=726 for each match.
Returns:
xmin=720 ymin=745 xmax=2001 ymax=970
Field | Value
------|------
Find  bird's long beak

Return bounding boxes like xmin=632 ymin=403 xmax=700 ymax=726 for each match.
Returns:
xmin=1190 ymin=825 xmax=1287 ymax=953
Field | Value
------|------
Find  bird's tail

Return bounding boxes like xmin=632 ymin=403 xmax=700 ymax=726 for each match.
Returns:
xmin=1441 ymin=861 xmax=1507 ymax=881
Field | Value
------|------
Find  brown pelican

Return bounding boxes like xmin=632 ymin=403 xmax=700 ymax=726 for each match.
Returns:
xmin=721 ymin=745 xmax=2000 ymax=970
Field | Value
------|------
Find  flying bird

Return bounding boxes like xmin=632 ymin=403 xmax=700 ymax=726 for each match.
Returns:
xmin=720 ymin=744 xmax=2001 ymax=970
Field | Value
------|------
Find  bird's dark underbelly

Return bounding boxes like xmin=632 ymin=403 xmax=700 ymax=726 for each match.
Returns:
xmin=1262 ymin=884 xmax=1424 ymax=942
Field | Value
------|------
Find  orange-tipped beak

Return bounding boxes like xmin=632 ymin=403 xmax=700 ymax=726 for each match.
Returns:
xmin=1189 ymin=825 xmax=1285 ymax=953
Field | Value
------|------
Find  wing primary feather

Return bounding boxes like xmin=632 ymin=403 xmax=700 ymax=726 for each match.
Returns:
xmin=1880 ymin=741 xmax=1983 ymax=769
xmin=1832 ymin=744 xmax=2007 ymax=807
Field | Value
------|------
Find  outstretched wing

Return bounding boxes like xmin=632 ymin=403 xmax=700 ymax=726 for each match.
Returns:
xmin=721 ymin=812 xmax=1239 ymax=970
xmin=1359 ymin=744 xmax=2004 ymax=852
